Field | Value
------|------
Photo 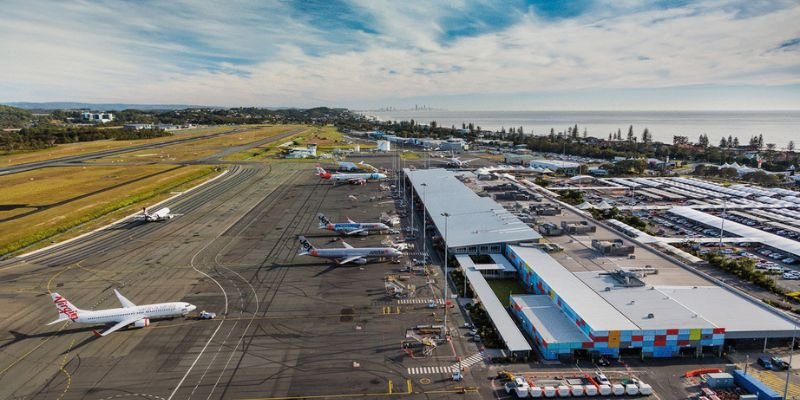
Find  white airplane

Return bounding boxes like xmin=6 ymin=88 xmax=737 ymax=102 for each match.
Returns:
xmin=356 ymin=161 xmax=379 ymax=172
xmin=337 ymin=161 xmax=359 ymax=171
xmin=133 ymin=207 xmax=179 ymax=222
xmin=315 ymin=166 xmax=386 ymax=185
xmin=318 ymin=213 xmax=398 ymax=236
xmin=47 ymin=290 xmax=197 ymax=336
xmin=435 ymin=154 xmax=478 ymax=168
xmin=297 ymin=236 xmax=402 ymax=265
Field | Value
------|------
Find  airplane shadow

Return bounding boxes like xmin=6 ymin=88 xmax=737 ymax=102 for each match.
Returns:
xmin=3 ymin=326 xmax=98 ymax=350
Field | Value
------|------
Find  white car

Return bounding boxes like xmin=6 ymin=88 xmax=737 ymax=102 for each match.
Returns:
xmin=594 ymin=372 xmax=611 ymax=385
xmin=199 ymin=310 xmax=216 ymax=319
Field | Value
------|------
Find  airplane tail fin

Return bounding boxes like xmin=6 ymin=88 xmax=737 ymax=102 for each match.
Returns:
xmin=50 ymin=292 xmax=80 ymax=322
xmin=315 ymin=166 xmax=330 ymax=178
xmin=298 ymin=236 xmax=315 ymax=255
xmin=318 ymin=213 xmax=331 ymax=228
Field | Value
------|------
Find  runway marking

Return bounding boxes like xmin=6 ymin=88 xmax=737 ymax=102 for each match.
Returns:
xmin=55 ymin=336 xmax=77 ymax=400
xmin=396 ymin=298 xmax=445 ymax=305
xmin=240 ymin=379 xmax=413 ymax=399
xmin=166 ymin=244 xmax=230 ymax=400
xmin=0 ymin=321 xmax=69 ymax=377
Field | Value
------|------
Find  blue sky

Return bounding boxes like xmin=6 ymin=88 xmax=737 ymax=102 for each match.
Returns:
xmin=0 ymin=0 xmax=798 ymax=110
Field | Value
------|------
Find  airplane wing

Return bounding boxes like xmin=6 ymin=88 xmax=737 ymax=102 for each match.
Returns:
xmin=337 ymin=256 xmax=364 ymax=265
xmin=97 ymin=316 xmax=143 ymax=337
xmin=347 ymin=218 xmax=356 ymax=223
xmin=114 ymin=289 xmax=137 ymax=308
xmin=464 ymin=158 xmax=478 ymax=163
xmin=345 ymin=229 xmax=365 ymax=235
xmin=341 ymin=241 xmax=354 ymax=249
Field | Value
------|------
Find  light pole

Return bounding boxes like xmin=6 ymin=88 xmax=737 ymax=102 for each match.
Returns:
xmin=718 ymin=198 xmax=727 ymax=253
xmin=441 ymin=212 xmax=451 ymax=339
xmin=784 ymin=320 xmax=797 ymax=400
xmin=410 ymin=184 xmax=415 ymax=234
xmin=421 ymin=183 xmax=427 ymax=257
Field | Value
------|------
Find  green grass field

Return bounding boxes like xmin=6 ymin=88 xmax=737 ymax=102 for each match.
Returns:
xmin=91 ymin=125 xmax=306 ymax=164
xmin=0 ymin=125 xmax=237 ymax=167
xmin=223 ymin=125 xmax=375 ymax=161
xmin=0 ymin=165 xmax=218 ymax=256
xmin=487 ymin=279 xmax=529 ymax=306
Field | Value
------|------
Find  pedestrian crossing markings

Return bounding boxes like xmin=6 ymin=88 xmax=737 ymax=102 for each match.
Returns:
xmin=396 ymin=298 xmax=445 ymax=304
xmin=406 ymin=352 xmax=485 ymax=375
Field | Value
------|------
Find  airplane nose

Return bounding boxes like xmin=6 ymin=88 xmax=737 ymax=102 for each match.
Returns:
xmin=187 ymin=304 xmax=197 ymax=312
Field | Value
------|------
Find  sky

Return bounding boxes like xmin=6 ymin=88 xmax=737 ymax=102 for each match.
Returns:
xmin=1 ymin=0 xmax=799 ymax=110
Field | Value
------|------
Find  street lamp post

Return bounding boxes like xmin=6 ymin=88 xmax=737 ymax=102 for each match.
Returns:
xmin=441 ymin=212 xmax=451 ymax=339
xmin=421 ymin=183 xmax=427 ymax=257
xmin=784 ymin=320 xmax=797 ymax=400
xmin=718 ymin=198 xmax=727 ymax=253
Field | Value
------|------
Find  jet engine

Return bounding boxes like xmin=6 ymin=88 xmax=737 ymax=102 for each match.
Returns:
xmin=132 ymin=318 xmax=151 ymax=328
xmin=353 ymin=258 xmax=368 ymax=265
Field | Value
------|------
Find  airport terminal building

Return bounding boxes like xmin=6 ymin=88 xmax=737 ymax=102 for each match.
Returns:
xmin=504 ymin=245 xmax=795 ymax=360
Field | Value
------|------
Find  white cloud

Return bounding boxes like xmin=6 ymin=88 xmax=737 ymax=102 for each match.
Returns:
xmin=0 ymin=0 xmax=798 ymax=108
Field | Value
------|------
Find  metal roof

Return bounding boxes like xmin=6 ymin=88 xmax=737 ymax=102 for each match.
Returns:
xmin=575 ymin=273 xmax=716 ymax=330
xmin=405 ymin=169 xmax=541 ymax=249
xmin=508 ymin=246 xmax=640 ymax=332
xmin=511 ymin=295 xmax=592 ymax=344
xmin=657 ymin=286 xmax=796 ymax=338
xmin=668 ymin=206 xmax=800 ymax=258
xmin=457 ymin=255 xmax=532 ymax=352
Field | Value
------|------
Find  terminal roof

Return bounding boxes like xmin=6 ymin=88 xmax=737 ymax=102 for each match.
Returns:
xmin=405 ymin=168 xmax=541 ymax=248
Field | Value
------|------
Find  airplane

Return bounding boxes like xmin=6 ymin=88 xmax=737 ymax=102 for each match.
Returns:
xmin=315 ymin=166 xmax=386 ymax=185
xmin=297 ymin=236 xmax=402 ymax=265
xmin=337 ymin=161 xmax=359 ymax=171
xmin=318 ymin=213 xmax=398 ymax=236
xmin=47 ymin=290 xmax=196 ymax=336
xmin=356 ymin=161 xmax=379 ymax=172
xmin=133 ymin=207 xmax=179 ymax=222
xmin=435 ymin=153 xmax=478 ymax=168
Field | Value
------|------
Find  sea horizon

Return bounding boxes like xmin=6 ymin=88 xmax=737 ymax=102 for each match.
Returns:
xmin=364 ymin=109 xmax=800 ymax=148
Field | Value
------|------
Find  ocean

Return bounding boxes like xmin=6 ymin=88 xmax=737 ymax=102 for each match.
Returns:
xmin=364 ymin=110 xmax=800 ymax=148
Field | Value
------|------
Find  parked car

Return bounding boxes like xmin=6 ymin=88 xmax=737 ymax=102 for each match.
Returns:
xmin=758 ymin=356 xmax=773 ymax=370
xmin=771 ymin=357 xmax=790 ymax=370
xmin=594 ymin=372 xmax=611 ymax=385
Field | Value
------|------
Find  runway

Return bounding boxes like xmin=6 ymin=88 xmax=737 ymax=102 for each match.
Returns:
xmin=0 ymin=157 xmax=482 ymax=399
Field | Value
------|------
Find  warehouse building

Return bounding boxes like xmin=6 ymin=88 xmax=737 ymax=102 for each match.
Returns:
xmin=505 ymin=245 xmax=796 ymax=360
xmin=529 ymin=159 xmax=582 ymax=175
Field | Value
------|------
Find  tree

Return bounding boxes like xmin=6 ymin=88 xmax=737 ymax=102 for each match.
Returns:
xmin=627 ymin=125 xmax=634 ymax=142
xmin=673 ymin=135 xmax=689 ymax=145
xmin=733 ymin=137 xmax=739 ymax=147
xmin=642 ymin=128 xmax=651 ymax=144
xmin=698 ymin=134 xmax=709 ymax=148
xmin=758 ymin=134 xmax=764 ymax=150
xmin=609 ymin=133 xmax=613 ymax=141
xmin=583 ymin=128 xmax=587 ymax=138
xmin=518 ymin=126 xmax=524 ymax=134
xmin=719 ymin=137 xmax=727 ymax=148
xmin=789 ymin=140 xmax=795 ymax=152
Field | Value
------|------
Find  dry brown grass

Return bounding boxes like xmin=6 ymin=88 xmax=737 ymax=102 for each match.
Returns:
xmin=0 ymin=165 xmax=217 ymax=256
xmin=0 ymin=125 xmax=236 ymax=167
xmin=91 ymin=125 xmax=306 ymax=163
